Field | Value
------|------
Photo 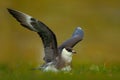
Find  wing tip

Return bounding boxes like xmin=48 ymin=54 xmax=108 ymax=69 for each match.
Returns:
xmin=7 ymin=8 xmax=18 ymax=14
xmin=7 ymin=8 xmax=21 ymax=19
xmin=7 ymin=8 xmax=12 ymax=11
xmin=7 ymin=8 xmax=14 ymax=14
xmin=7 ymin=8 xmax=10 ymax=11
xmin=72 ymin=26 xmax=84 ymax=38
xmin=76 ymin=26 xmax=84 ymax=33
xmin=76 ymin=26 xmax=83 ymax=30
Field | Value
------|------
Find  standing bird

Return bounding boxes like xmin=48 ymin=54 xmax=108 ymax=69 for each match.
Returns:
xmin=7 ymin=8 xmax=84 ymax=72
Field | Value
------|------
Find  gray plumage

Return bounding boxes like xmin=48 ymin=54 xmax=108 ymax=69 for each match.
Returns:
xmin=7 ymin=8 xmax=84 ymax=72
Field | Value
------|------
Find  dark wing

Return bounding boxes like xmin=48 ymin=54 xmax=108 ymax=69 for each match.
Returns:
xmin=7 ymin=8 xmax=58 ymax=63
xmin=58 ymin=27 xmax=84 ymax=51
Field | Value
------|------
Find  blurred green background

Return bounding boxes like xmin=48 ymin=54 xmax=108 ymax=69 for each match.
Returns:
xmin=0 ymin=0 xmax=120 ymax=73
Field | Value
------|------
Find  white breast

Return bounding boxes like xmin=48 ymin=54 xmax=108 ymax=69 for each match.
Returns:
xmin=61 ymin=48 xmax=73 ymax=63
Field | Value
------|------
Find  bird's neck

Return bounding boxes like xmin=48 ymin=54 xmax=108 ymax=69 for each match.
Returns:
xmin=61 ymin=49 xmax=72 ymax=63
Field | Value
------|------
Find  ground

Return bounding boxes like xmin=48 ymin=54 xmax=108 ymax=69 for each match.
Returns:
xmin=0 ymin=63 xmax=120 ymax=80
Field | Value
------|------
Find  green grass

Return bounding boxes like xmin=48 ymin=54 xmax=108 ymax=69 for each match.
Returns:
xmin=0 ymin=64 xmax=120 ymax=80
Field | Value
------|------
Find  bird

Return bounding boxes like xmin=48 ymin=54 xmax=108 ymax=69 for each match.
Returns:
xmin=7 ymin=8 xmax=84 ymax=72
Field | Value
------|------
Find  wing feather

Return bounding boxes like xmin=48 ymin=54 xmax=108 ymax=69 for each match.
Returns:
xmin=7 ymin=8 xmax=58 ymax=63
xmin=58 ymin=27 xmax=84 ymax=51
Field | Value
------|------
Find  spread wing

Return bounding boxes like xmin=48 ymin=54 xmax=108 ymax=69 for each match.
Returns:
xmin=7 ymin=8 xmax=58 ymax=63
xmin=58 ymin=27 xmax=84 ymax=51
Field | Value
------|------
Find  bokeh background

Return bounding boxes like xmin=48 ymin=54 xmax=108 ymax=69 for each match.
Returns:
xmin=0 ymin=0 xmax=120 ymax=69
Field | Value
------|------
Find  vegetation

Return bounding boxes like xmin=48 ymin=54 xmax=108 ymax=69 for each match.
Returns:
xmin=0 ymin=0 xmax=120 ymax=80
xmin=0 ymin=63 xmax=120 ymax=80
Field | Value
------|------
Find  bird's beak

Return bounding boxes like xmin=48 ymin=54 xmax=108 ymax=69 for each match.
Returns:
xmin=72 ymin=50 xmax=76 ymax=54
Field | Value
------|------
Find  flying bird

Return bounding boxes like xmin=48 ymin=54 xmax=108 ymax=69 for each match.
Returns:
xmin=7 ymin=8 xmax=84 ymax=72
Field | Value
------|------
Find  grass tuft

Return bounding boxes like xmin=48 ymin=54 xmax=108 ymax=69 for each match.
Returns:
xmin=0 ymin=63 xmax=120 ymax=80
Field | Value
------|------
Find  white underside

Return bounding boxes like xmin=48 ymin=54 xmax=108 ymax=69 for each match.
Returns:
xmin=61 ymin=48 xmax=73 ymax=63
xmin=43 ymin=48 xmax=73 ymax=72
xmin=61 ymin=65 xmax=72 ymax=71
xmin=42 ymin=62 xmax=58 ymax=72
xmin=43 ymin=65 xmax=58 ymax=72
xmin=43 ymin=65 xmax=71 ymax=72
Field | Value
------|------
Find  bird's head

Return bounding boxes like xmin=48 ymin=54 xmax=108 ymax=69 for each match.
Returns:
xmin=62 ymin=47 xmax=76 ymax=57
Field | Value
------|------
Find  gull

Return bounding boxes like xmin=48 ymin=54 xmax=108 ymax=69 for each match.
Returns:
xmin=7 ymin=8 xmax=84 ymax=72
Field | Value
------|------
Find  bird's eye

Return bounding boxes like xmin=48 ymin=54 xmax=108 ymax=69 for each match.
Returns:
xmin=31 ymin=18 xmax=36 ymax=21
xmin=66 ymin=48 xmax=72 ymax=52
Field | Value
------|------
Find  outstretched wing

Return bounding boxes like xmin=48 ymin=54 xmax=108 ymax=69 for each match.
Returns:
xmin=7 ymin=8 xmax=58 ymax=63
xmin=58 ymin=27 xmax=84 ymax=51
